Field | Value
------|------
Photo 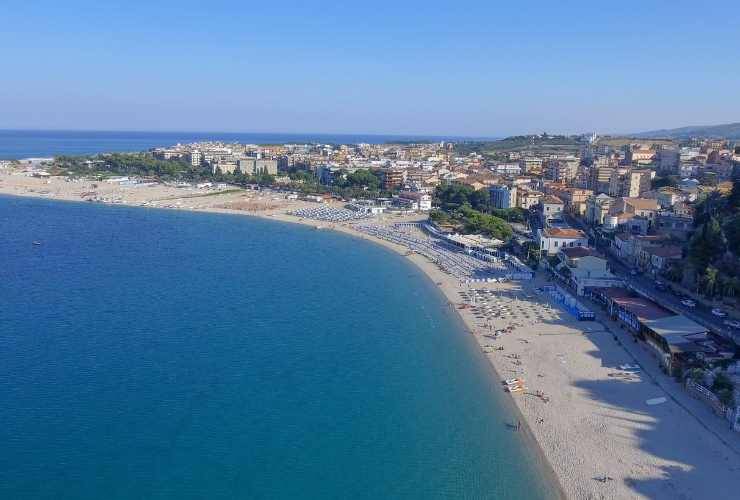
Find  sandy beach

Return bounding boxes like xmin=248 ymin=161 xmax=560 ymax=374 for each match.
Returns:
xmin=3 ymin=171 xmax=740 ymax=499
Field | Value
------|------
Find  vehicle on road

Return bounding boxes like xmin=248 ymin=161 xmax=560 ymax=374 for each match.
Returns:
xmin=711 ymin=308 xmax=727 ymax=317
xmin=630 ymin=269 xmax=638 ymax=276
xmin=655 ymin=281 xmax=667 ymax=291
xmin=681 ymin=299 xmax=697 ymax=308
xmin=723 ymin=320 xmax=740 ymax=329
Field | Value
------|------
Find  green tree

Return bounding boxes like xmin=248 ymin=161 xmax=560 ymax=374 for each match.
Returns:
xmin=688 ymin=217 xmax=725 ymax=271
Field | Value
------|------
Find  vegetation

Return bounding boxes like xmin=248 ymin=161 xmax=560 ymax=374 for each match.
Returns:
xmin=711 ymin=372 xmax=736 ymax=407
xmin=651 ymin=175 xmax=679 ymax=190
xmin=430 ymin=205 xmax=513 ymax=241
xmin=430 ymin=182 xmax=524 ymax=241
xmin=433 ymin=183 xmax=527 ymax=222
xmin=674 ymin=177 xmax=740 ymax=297
xmin=54 ymin=153 xmax=200 ymax=181
xmin=454 ymin=134 xmax=583 ymax=161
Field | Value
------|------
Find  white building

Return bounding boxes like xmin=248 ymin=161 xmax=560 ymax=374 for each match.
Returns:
xmin=537 ymin=227 xmax=588 ymax=255
xmin=397 ymin=191 xmax=432 ymax=211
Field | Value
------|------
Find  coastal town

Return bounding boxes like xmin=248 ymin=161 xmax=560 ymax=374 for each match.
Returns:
xmin=2 ymin=132 xmax=740 ymax=498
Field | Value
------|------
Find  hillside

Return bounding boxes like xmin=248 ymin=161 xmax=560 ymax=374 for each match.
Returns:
xmin=633 ymin=122 xmax=740 ymax=140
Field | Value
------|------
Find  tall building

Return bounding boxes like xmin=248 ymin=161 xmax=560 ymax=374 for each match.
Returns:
xmin=608 ymin=169 xmax=651 ymax=198
xmin=585 ymin=193 xmax=613 ymax=225
xmin=489 ymin=185 xmax=517 ymax=209
xmin=658 ymin=148 xmax=680 ymax=174
xmin=545 ymin=158 xmax=578 ymax=183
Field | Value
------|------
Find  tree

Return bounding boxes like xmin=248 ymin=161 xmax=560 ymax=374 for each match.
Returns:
xmin=688 ymin=217 xmax=725 ymax=271
xmin=729 ymin=177 xmax=740 ymax=211
xmin=701 ymin=266 xmax=719 ymax=297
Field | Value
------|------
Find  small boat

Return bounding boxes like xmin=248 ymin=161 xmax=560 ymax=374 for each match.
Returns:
xmin=32 ymin=241 xmax=41 ymax=246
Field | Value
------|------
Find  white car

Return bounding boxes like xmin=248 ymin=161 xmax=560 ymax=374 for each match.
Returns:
xmin=723 ymin=320 xmax=740 ymax=329
xmin=711 ymin=308 xmax=727 ymax=317
xmin=681 ymin=299 xmax=696 ymax=308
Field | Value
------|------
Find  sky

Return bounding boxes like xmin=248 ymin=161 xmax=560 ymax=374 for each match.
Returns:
xmin=2 ymin=0 xmax=739 ymax=137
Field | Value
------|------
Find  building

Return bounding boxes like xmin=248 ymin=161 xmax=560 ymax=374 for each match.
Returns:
xmin=397 ymin=191 xmax=432 ymax=211
xmin=517 ymin=188 xmax=543 ymax=209
xmin=545 ymin=158 xmax=578 ymax=183
xmin=626 ymin=146 xmax=656 ymax=165
xmin=658 ymin=148 xmax=680 ymax=173
xmin=551 ymin=187 xmax=593 ymax=216
xmin=537 ymin=227 xmax=588 ymax=255
xmin=255 ymin=159 xmax=278 ymax=175
xmin=489 ymin=185 xmax=517 ymax=209
xmin=381 ymin=169 xmax=407 ymax=190
xmin=540 ymin=195 xmax=565 ymax=224
xmin=590 ymin=156 xmax=618 ymax=193
xmin=492 ymin=163 xmax=522 ymax=175
xmin=186 ymin=150 xmax=202 ymax=167
xmin=585 ymin=193 xmax=613 ymax=225
xmin=519 ymin=157 xmax=543 ymax=174
xmin=555 ymin=247 xmax=621 ymax=295
xmin=641 ymin=245 xmax=683 ymax=274
xmin=608 ymin=169 xmax=651 ymax=198
xmin=610 ymin=197 xmax=660 ymax=227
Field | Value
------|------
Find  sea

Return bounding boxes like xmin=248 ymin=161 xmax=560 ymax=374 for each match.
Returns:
xmin=0 ymin=195 xmax=555 ymax=499
xmin=0 ymin=130 xmax=495 ymax=159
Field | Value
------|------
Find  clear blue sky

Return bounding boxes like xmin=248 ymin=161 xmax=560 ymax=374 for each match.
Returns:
xmin=2 ymin=0 xmax=739 ymax=137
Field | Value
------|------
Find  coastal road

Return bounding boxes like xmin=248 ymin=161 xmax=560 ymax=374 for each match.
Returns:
xmin=564 ymin=214 xmax=739 ymax=345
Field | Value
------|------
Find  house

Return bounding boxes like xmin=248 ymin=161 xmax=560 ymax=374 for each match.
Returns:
xmin=540 ymin=195 xmax=565 ymax=224
xmin=611 ymin=197 xmax=660 ymax=223
xmin=656 ymin=211 xmax=694 ymax=238
xmin=643 ymin=245 xmax=683 ymax=274
xmin=610 ymin=233 xmax=634 ymax=261
xmin=556 ymin=247 xmax=621 ymax=295
xmin=516 ymin=188 xmax=543 ymax=209
xmin=537 ymin=227 xmax=588 ymax=255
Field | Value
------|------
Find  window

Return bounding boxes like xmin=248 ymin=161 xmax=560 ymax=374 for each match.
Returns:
xmin=554 ymin=241 xmax=558 ymax=247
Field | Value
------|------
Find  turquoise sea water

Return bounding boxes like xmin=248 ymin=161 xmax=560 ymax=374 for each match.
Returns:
xmin=0 ymin=196 xmax=554 ymax=499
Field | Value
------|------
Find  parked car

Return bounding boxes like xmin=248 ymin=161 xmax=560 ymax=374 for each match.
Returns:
xmin=655 ymin=281 xmax=667 ymax=291
xmin=630 ymin=269 xmax=638 ymax=276
xmin=723 ymin=320 xmax=740 ymax=329
xmin=711 ymin=308 xmax=728 ymax=317
xmin=681 ymin=299 xmax=697 ymax=308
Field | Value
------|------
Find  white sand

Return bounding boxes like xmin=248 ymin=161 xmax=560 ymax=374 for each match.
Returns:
xmin=3 ymin=171 xmax=740 ymax=499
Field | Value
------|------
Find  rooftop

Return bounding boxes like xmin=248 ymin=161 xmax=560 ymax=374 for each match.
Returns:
xmin=543 ymin=227 xmax=586 ymax=239
xmin=624 ymin=198 xmax=660 ymax=211
xmin=542 ymin=195 xmax=565 ymax=205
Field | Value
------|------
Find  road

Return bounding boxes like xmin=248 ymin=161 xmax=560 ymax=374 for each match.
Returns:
xmin=563 ymin=213 xmax=739 ymax=345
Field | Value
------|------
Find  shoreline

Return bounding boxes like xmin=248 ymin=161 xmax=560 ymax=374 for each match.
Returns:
xmin=3 ymin=174 xmax=740 ymax=499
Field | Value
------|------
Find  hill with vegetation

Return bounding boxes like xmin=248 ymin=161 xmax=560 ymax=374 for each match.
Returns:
xmin=633 ymin=122 xmax=740 ymax=140
xmin=671 ymin=180 xmax=740 ymax=297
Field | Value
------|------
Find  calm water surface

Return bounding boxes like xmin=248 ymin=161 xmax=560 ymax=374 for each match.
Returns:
xmin=0 ymin=196 xmax=554 ymax=499
xmin=0 ymin=130 xmax=496 ymax=159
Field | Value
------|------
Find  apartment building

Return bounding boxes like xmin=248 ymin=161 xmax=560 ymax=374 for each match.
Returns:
xmin=489 ymin=185 xmax=517 ymax=209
